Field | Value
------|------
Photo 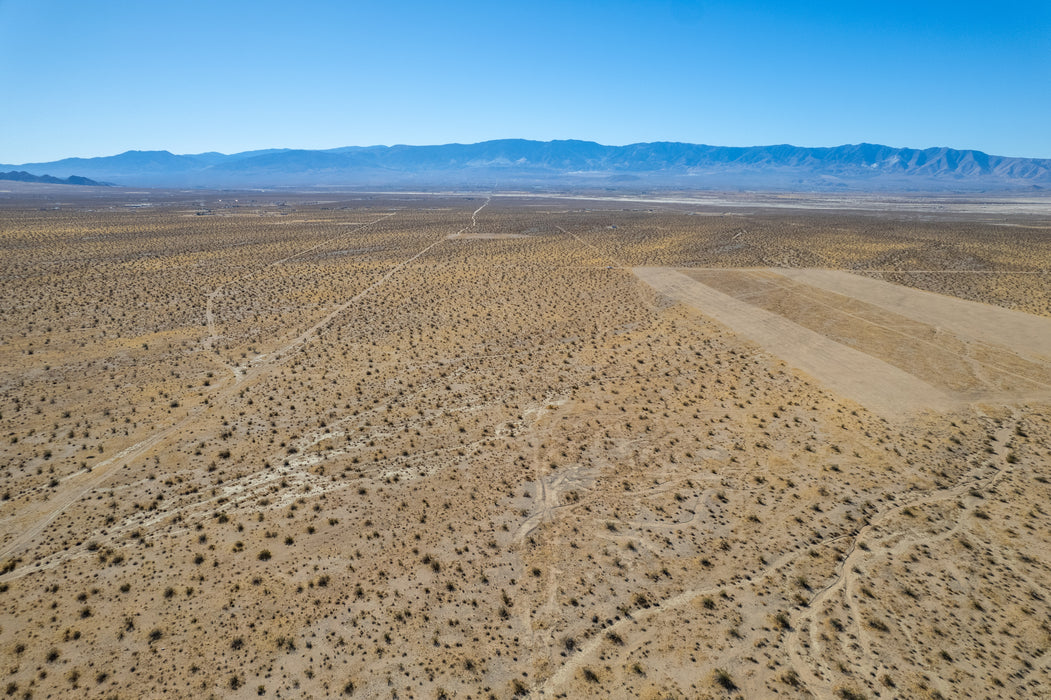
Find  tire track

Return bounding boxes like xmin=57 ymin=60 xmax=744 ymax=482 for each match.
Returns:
xmin=532 ymin=533 xmax=845 ymax=697
xmin=784 ymin=413 xmax=1017 ymax=696
xmin=205 ymin=212 xmax=395 ymax=353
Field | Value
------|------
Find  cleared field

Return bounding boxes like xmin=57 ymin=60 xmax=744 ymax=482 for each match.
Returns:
xmin=779 ymin=268 xmax=1051 ymax=364
xmin=636 ymin=267 xmax=1051 ymax=415
xmin=634 ymin=267 xmax=956 ymax=416
xmin=1 ymin=188 xmax=1049 ymax=700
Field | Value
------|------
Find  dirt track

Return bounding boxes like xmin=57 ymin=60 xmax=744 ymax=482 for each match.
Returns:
xmin=4 ymin=194 xmax=1050 ymax=699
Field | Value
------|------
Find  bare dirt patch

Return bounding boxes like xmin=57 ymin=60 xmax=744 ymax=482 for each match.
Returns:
xmin=634 ymin=267 xmax=957 ymax=416
xmin=638 ymin=266 xmax=1051 ymax=415
xmin=2 ymin=191 xmax=1049 ymax=699
xmin=686 ymin=269 xmax=1051 ymax=399
xmin=779 ymin=268 xmax=1051 ymax=363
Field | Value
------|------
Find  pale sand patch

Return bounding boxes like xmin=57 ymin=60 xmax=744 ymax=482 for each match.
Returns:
xmin=634 ymin=267 xmax=956 ymax=416
xmin=447 ymin=232 xmax=531 ymax=240
xmin=778 ymin=268 xmax=1051 ymax=364
xmin=682 ymin=269 xmax=1051 ymax=398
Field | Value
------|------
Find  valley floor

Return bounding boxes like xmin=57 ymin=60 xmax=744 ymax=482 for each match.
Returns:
xmin=1 ymin=189 xmax=1049 ymax=698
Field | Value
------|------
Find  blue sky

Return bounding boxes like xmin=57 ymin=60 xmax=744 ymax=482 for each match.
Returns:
xmin=1 ymin=0 xmax=1049 ymax=162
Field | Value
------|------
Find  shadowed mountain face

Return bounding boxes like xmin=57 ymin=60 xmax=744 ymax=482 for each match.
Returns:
xmin=3 ymin=140 xmax=1050 ymax=190
xmin=0 ymin=170 xmax=111 ymax=187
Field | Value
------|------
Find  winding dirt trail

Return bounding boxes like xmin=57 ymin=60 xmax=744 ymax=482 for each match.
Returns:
xmin=784 ymin=413 xmax=1018 ymax=695
xmin=444 ymin=196 xmax=491 ymax=239
xmin=536 ymin=410 xmax=1016 ymax=697
xmin=533 ymin=530 xmax=850 ymax=697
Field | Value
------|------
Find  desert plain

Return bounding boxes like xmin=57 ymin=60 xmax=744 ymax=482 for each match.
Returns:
xmin=1 ymin=186 xmax=1050 ymax=699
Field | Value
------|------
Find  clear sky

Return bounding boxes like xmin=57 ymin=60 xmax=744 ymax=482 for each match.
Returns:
xmin=1 ymin=0 xmax=1049 ymax=163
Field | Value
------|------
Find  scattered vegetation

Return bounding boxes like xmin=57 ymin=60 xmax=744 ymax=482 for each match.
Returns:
xmin=0 ymin=191 xmax=1048 ymax=698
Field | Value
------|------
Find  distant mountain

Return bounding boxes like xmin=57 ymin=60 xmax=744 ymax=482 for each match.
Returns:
xmin=0 ymin=170 xmax=111 ymax=187
xmin=3 ymin=141 xmax=1050 ymax=191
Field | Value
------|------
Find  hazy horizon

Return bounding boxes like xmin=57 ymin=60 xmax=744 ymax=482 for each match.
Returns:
xmin=7 ymin=136 xmax=1051 ymax=166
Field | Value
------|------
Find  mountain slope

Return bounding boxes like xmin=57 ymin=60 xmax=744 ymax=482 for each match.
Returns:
xmin=0 ymin=170 xmax=111 ymax=186
xmin=3 ymin=141 xmax=1049 ymax=190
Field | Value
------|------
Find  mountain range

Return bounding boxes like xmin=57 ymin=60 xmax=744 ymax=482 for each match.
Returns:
xmin=3 ymin=140 xmax=1050 ymax=191
xmin=0 ymin=170 xmax=111 ymax=187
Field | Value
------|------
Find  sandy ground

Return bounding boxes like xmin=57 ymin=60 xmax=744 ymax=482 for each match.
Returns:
xmin=779 ymin=268 xmax=1051 ymax=364
xmin=637 ymin=267 xmax=1051 ymax=413
xmin=633 ymin=267 xmax=957 ymax=416
xmin=1 ymin=190 xmax=1049 ymax=699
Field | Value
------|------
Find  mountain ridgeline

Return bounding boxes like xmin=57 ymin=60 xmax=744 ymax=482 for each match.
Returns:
xmin=4 ymin=140 xmax=1050 ymax=191
xmin=0 ymin=171 xmax=111 ymax=187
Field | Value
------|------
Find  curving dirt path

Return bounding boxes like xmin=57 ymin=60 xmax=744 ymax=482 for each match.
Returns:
xmin=444 ymin=196 xmax=491 ymax=239
xmin=784 ymin=413 xmax=1018 ymax=696
xmin=533 ymin=530 xmax=851 ymax=697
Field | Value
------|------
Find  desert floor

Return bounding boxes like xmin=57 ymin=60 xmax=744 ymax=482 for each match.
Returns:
xmin=1 ymin=187 xmax=1050 ymax=699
